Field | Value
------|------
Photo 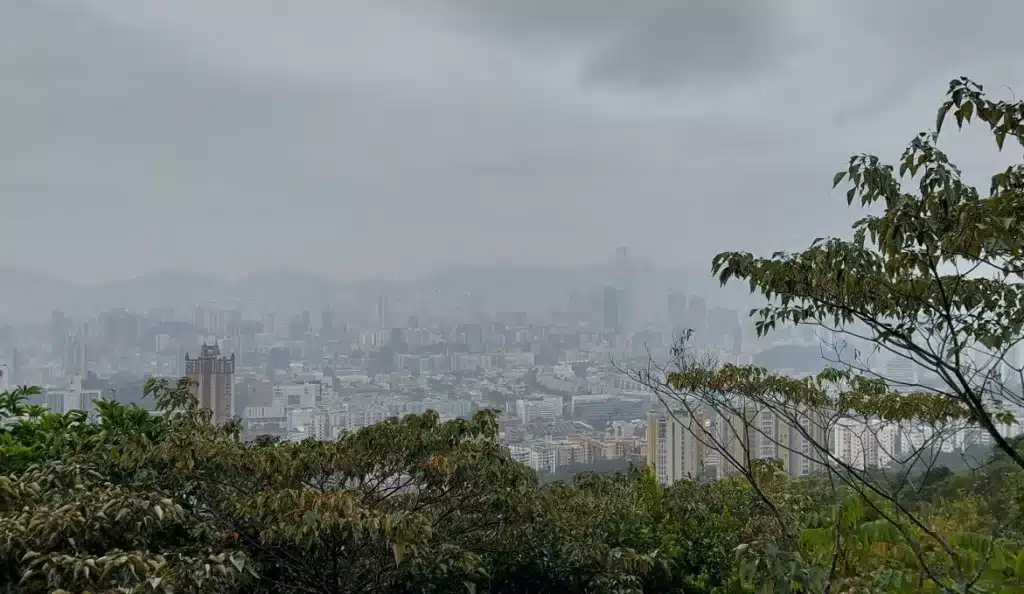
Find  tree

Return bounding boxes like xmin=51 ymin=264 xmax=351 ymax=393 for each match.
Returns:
xmin=0 ymin=381 xmax=256 ymax=592
xmin=631 ymin=77 xmax=1024 ymax=593
xmin=715 ymin=76 xmax=1024 ymax=468
xmin=491 ymin=465 xmax=751 ymax=593
xmin=0 ymin=378 xmax=542 ymax=592
xmin=0 ymin=380 xmax=754 ymax=593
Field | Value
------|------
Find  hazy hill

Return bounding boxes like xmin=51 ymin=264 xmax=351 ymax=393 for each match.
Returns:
xmin=0 ymin=262 xmax=758 ymax=324
xmin=0 ymin=268 xmax=79 ymax=319
xmin=92 ymin=270 xmax=231 ymax=312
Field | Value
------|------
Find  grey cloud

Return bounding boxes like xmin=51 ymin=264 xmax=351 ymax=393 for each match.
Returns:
xmin=427 ymin=0 xmax=794 ymax=89
xmin=426 ymin=0 xmax=1024 ymax=92
xmin=4 ymin=0 xmax=1024 ymax=288
xmin=8 ymin=1 xmax=771 ymax=280
xmin=852 ymin=0 xmax=1024 ymax=56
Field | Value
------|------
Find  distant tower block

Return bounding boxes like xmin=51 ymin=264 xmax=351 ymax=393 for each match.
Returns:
xmin=185 ymin=343 xmax=235 ymax=424
xmin=377 ymin=295 xmax=389 ymax=329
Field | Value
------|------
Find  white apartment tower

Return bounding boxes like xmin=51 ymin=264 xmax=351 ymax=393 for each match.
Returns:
xmin=646 ymin=409 xmax=705 ymax=485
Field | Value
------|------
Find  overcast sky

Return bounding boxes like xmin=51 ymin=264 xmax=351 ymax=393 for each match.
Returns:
xmin=3 ymin=0 xmax=1023 ymax=284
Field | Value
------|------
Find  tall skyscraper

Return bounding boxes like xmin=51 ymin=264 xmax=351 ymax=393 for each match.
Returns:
xmin=175 ymin=345 xmax=187 ymax=378
xmin=731 ymin=325 xmax=744 ymax=357
xmin=185 ymin=343 xmax=236 ymax=424
xmin=63 ymin=335 xmax=89 ymax=379
xmin=686 ymin=295 xmax=708 ymax=343
xmin=289 ymin=313 xmax=308 ymax=340
xmin=51 ymin=309 xmax=69 ymax=352
xmin=9 ymin=348 xmax=20 ymax=385
xmin=668 ymin=292 xmax=687 ymax=336
xmin=602 ymin=286 xmax=620 ymax=332
xmin=613 ymin=246 xmax=633 ymax=331
xmin=266 ymin=347 xmax=290 ymax=378
xmin=321 ymin=306 xmax=334 ymax=337
xmin=192 ymin=306 xmax=209 ymax=330
xmin=377 ymin=295 xmax=389 ymax=329
xmin=0 ymin=363 xmax=9 ymax=392
xmin=263 ymin=313 xmax=277 ymax=336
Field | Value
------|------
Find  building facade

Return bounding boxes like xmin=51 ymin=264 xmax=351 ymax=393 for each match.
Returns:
xmin=185 ymin=343 xmax=236 ymax=424
xmin=714 ymin=400 xmax=828 ymax=478
xmin=646 ymin=409 xmax=705 ymax=485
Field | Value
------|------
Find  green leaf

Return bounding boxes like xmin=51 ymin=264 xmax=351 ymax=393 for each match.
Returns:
xmin=302 ymin=510 xmax=317 ymax=526
xmin=229 ymin=554 xmax=245 ymax=572
xmin=936 ymin=101 xmax=953 ymax=135
xmin=962 ymin=100 xmax=974 ymax=124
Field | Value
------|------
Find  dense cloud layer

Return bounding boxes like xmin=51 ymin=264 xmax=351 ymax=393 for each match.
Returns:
xmin=429 ymin=0 xmax=792 ymax=88
xmin=3 ymin=0 xmax=1023 ymax=283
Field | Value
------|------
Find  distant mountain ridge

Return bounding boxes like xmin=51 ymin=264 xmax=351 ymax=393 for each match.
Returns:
xmin=0 ymin=264 xmax=756 ymax=323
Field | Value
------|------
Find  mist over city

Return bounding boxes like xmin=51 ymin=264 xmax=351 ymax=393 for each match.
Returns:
xmin=3 ymin=1 xmax=1024 ymax=592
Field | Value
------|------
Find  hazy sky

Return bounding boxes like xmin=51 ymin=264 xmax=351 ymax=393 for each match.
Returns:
xmin=3 ymin=0 xmax=1023 ymax=283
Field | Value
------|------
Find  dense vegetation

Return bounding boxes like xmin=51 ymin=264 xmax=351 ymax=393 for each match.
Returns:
xmin=0 ymin=380 xmax=1021 ymax=593
xmin=2 ymin=76 xmax=1024 ymax=592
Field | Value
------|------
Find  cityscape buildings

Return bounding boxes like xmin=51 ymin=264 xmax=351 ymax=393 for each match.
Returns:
xmin=0 ymin=248 xmax=1019 ymax=488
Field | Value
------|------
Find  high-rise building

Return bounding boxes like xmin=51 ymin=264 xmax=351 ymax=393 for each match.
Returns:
xmin=175 ymin=345 xmax=187 ymax=378
xmin=288 ymin=313 xmax=308 ymax=341
xmin=0 ymin=363 xmax=8 ymax=392
xmin=707 ymin=307 xmax=739 ymax=348
xmin=51 ymin=309 xmax=70 ymax=352
xmin=192 ymin=306 xmax=209 ymax=331
xmin=45 ymin=375 xmax=101 ymax=418
xmin=833 ymin=419 xmax=883 ymax=470
xmin=614 ymin=246 xmax=633 ymax=331
xmin=667 ymin=292 xmax=687 ymax=336
xmin=263 ymin=313 xmax=277 ymax=337
xmin=147 ymin=307 xmax=175 ymax=324
xmin=881 ymin=358 xmax=919 ymax=391
xmin=647 ymin=409 xmax=705 ymax=485
xmin=62 ymin=336 xmax=89 ymax=379
xmin=100 ymin=308 xmax=142 ymax=349
xmin=218 ymin=309 xmax=243 ymax=336
xmin=376 ymin=295 xmax=389 ymax=330
xmin=602 ymin=286 xmax=620 ymax=332
xmin=9 ymin=348 xmax=19 ymax=385
xmin=321 ymin=306 xmax=334 ymax=337
xmin=714 ymin=401 xmax=828 ymax=478
xmin=266 ymin=347 xmax=290 ymax=378
xmin=311 ymin=408 xmax=332 ymax=440
xmin=686 ymin=296 xmax=708 ymax=342
xmin=185 ymin=343 xmax=236 ymax=424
